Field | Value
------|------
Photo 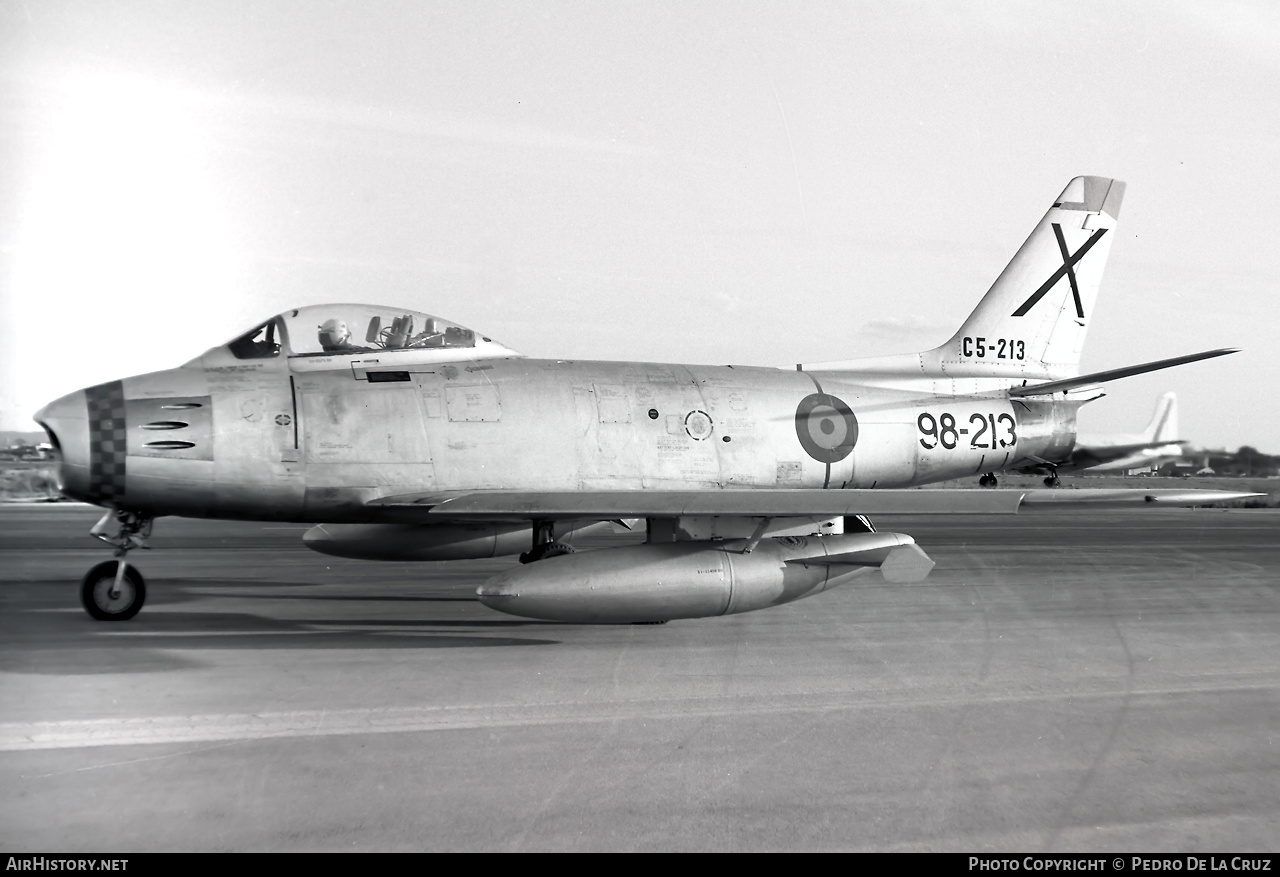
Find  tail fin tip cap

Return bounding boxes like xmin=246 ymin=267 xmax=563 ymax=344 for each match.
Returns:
xmin=1056 ymin=176 xmax=1126 ymax=219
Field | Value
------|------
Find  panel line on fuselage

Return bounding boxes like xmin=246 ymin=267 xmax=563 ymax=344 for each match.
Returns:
xmin=288 ymin=375 xmax=299 ymax=450
xmin=797 ymin=369 xmax=832 ymax=490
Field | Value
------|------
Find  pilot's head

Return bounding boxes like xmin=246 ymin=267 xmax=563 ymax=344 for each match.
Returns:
xmin=319 ymin=319 xmax=351 ymax=350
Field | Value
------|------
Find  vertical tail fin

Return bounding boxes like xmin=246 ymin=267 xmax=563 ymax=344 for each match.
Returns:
xmin=935 ymin=176 xmax=1125 ymax=379
xmin=1144 ymin=392 xmax=1179 ymax=443
xmin=801 ymin=176 xmax=1126 ymax=381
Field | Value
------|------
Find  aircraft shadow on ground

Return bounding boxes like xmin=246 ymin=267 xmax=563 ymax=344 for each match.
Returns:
xmin=3 ymin=581 xmax=482 ymax=614
xmin=0 ymin=621 xmax=561 ymax=676
xmin=172 ymin=578 xmax=485 ymax=603
xmin=1 ymin=585 xmax=562 ymax=675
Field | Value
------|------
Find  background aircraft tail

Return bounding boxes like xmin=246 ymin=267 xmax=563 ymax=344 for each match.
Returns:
xmin=805 ymin=176 xmax=1125 ymax=381
xmin=1068 ymin=392 xmax=1185 ymax=473
xmin=1144 ymin=392 xmax=1178 ymax=443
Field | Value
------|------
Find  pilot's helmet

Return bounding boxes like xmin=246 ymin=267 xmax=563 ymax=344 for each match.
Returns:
xmin=319 ymin=319 xmax=351 ymax=349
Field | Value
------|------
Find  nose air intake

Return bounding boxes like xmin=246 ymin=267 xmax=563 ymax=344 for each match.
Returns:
xmin=35 ymin=420 xmax=62 ymax=459
xmin=32 ymin=381 xmax=128 ymax=506
xmin=34 ymin=389 xmax=89 ymax=504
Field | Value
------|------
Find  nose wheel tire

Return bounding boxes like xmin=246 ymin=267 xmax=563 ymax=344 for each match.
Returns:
xmin=978 ymin=473 xmax=998 ymax=488
xmin=81 ymin=561 xmax=146 ymax=621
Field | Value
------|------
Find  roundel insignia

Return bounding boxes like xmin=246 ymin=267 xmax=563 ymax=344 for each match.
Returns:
xmin=795 ymin=393 xmax=858 ymax=463
xmin=684 ymin=410 xmax=713 ymax=441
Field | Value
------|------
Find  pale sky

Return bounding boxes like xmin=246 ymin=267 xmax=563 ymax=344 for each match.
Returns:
xmin=2 ymin=1 xmax=1278 ymax=451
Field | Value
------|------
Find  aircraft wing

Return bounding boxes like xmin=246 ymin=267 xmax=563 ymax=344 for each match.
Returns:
xmin=364 ymin=487 xmax=1260 ymax=522
xmin=1073 ymin=440 xmax=1183 ymax=459
xmin=1065 ymin=440 xmax=1186 ymax=469
xmin=368 ymin=488 xmax=1024 ymax=519
xmin=1015 ymin=488 xmax=1256 ymax=508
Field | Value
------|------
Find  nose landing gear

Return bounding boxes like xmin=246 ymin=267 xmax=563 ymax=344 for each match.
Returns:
xmin=81 ymin=510 xmax=154 ymax=621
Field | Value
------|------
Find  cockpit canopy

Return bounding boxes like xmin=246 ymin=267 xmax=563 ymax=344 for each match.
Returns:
xmin=226 ymin=304 xmax=497 ymax=361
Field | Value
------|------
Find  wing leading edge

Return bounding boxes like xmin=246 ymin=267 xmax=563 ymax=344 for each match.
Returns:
xmin=365 ymin=487 xmax=1261 ymax=522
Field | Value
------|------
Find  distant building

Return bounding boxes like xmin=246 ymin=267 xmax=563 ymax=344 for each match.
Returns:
xmin=0 ymin=441 xmax=52 ymax=461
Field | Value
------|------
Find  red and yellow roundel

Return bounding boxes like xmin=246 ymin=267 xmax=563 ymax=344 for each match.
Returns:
xmin=794 ymin=393 xmax=858 ymax=463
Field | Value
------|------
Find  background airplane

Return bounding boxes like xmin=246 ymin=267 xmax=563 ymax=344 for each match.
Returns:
xmin=1067 ymin=392 xmax=1185 ymax=474
xmin=34 ymin=176 xmax=1253 ymax=624
xmin=1014 ymin=392 xmax=1185 ymax=483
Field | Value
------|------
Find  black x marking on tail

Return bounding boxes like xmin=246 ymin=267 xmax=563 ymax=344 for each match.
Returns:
xmin=1011 ymin=224 xmax=1107 ymax=318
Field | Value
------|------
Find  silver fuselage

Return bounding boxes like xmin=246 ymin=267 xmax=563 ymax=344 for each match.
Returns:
xmin=36 ymin=346 xmax=1079 ymax=522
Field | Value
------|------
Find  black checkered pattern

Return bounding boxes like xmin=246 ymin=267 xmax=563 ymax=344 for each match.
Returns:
xmin=85 ymin=380 xmax=127 ymax=505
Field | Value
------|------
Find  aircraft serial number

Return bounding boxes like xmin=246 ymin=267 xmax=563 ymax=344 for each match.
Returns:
xmin=918 ymin=412 xmax=1017 ymax=450
xmin=961 ymin=336 xmax=1025 ymax=360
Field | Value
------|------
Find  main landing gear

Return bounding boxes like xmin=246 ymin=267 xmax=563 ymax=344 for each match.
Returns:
xmin=81 ymin=510 xmax=153 ymax=621
xmin=978 ymin=473 xmax=999 ymax=488
xmin=519 ymin=519 xmax=576 ymax=564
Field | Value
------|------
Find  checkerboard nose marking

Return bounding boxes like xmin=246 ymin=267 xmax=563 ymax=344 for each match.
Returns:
xmin=85 ymin=380 xmax=127 ymax=505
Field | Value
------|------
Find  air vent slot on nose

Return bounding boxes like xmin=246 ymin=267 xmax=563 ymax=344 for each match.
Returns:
xmin=161 ymin=402 xmax=203 ymax=409
xmin=143 ymin=440 xmax=197 ymax=450
xmin=140 ymin=421 xmax=189 ymax=430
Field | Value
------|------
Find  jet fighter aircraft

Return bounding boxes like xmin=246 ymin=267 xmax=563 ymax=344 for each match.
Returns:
xmin=35 ymin=176 xmax=1254 ymax=623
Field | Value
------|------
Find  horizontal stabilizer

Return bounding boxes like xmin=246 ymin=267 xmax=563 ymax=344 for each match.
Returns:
xmin=1008 ymin=348 xmax=1238 ymax=396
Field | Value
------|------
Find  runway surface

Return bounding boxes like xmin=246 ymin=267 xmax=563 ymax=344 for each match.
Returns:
xmin=1 ymin=505 xmax=1277 ymax=851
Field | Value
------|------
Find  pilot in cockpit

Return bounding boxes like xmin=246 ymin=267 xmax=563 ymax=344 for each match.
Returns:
xmin=318 ymin=319 xmax=359 ymax=352
xmin=406 ymin=317 xmax=445 ymax=348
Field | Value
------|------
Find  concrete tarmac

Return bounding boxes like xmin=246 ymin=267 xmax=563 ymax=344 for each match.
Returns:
xmin=1 ymin=505 xmax=1277 ymax=852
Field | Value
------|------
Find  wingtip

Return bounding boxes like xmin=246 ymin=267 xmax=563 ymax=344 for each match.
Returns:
xmin=1019 ymin=489 xmax=1267 ymax=509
